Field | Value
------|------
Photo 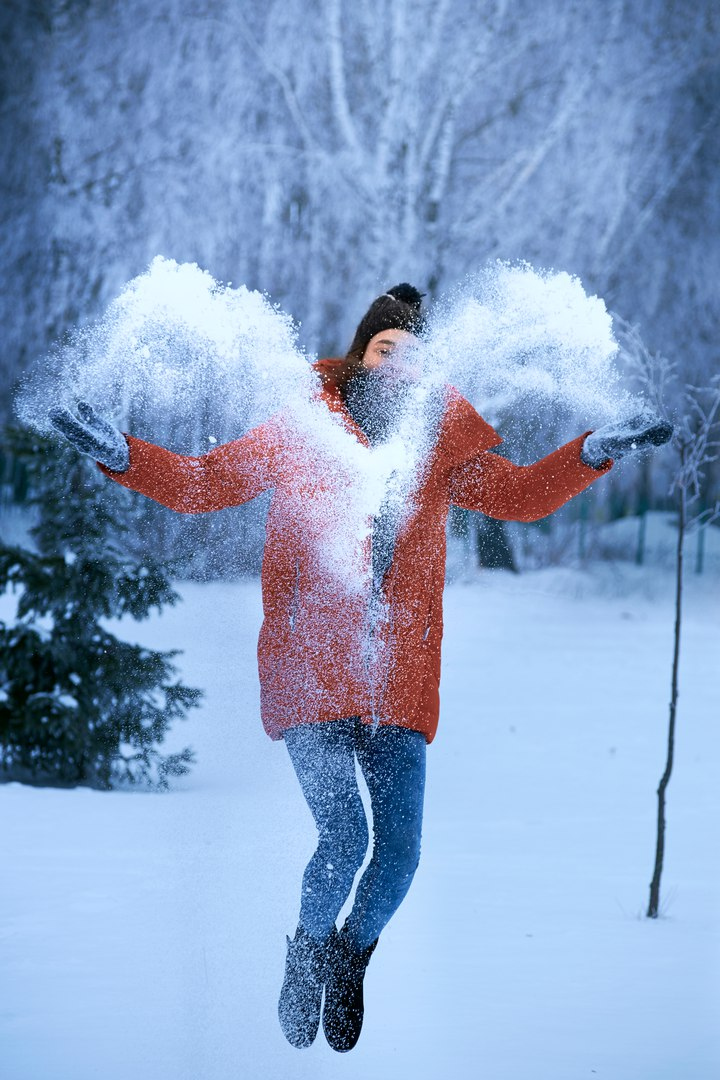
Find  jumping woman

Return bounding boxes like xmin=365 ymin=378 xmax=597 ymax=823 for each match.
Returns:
xmin=50 ymin=284 xmax=672 ymax=1053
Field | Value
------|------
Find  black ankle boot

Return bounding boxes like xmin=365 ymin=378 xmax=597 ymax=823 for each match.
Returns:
xmin=278 ymin=926 xmax=328 ymax=1049
xmin=322 ymin=927 xmax=378 ymax=1053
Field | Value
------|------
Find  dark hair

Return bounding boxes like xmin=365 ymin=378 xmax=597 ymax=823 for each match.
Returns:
xmin=346 ymin=283 xmax=425 ymax=361
xmin=322 ymin=283 xmax=426 ymax=394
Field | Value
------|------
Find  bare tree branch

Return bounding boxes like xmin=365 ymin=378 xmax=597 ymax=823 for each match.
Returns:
xmin=323 ymin=0 xmax=366 ymax=160
xmin=611 ymin=314 xmax=679 ymax=414
xmin=605 ymin=107 xmax=720 ymax=277
xmin=489 ymin=0 xmax=624 ymax=221
xmin=228 ymin=7 xmax=374 ymax=207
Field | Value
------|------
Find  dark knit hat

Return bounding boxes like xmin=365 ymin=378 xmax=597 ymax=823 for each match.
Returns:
xmin=346 ymin=283 xmax=426 ymax=362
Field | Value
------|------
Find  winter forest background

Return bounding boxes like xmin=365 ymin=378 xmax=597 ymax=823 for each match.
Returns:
xmin=2 ymin=0 xmax=719 ymax=576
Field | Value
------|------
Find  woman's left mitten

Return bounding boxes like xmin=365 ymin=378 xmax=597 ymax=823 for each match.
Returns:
xmin=581 ymin=413 xmax=673 ymax=469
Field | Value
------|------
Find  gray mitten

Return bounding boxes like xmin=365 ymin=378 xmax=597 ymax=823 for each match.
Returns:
xmin=581 ymin=413 xmax=673 ymax=469
xmin=48 ymin=401 xmax=130 ymax=473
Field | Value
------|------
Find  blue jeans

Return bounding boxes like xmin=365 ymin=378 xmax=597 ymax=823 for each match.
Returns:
xmin=284 ymin=718 xmax=426 ymax=951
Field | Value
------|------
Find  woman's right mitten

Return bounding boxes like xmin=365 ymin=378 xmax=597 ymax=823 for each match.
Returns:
xmin=48 ymin=401 xmax=130 ymax=473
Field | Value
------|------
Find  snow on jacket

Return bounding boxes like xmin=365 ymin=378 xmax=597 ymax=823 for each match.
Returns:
xmin=101 ymin=359 xmax=611 ymax=743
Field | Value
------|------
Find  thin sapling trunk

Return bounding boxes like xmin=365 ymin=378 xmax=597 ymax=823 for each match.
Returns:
xmin=647 ymin=454 xmax=685 ymax=917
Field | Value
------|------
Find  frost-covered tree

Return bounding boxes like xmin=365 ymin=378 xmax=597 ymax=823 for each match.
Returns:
xmin=609 ymin=321 xmax=720 ymax=915
xmin=646 ymin=381 xmax=720 ymax=918
xmin=0 ymin=425 xmax=200 ymax=789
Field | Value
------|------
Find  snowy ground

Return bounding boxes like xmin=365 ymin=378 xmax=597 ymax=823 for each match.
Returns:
xmin=1 ymin=559 xmax=719 ymax=1080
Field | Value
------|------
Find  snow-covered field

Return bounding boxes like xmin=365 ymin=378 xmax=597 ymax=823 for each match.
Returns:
xmin=1 ymin=561 xmax=718 ymax=1080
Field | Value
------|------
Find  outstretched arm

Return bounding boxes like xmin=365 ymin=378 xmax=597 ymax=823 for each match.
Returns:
xmin=100 ymin=427 xmax=277 ymax=513
xmin=448 ymin=433 xmax=611 ymax=522
xmin=51 ymin=402 xmax=278 ymax=513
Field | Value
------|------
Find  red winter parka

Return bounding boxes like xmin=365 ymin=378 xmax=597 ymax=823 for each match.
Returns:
xmin=102 ymin=359 xmax=611 ymax=743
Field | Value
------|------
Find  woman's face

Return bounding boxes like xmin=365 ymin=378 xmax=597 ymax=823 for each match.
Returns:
xmin=361 ymin=328 xmax=419 ymax=377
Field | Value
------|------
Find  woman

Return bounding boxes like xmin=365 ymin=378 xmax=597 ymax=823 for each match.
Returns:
xmin=50 ymin=284 xmax=671 ymax=1053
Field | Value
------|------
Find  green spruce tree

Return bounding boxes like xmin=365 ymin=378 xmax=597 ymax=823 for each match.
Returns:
xmin=0 ymin=425 xmax=201 ymax=789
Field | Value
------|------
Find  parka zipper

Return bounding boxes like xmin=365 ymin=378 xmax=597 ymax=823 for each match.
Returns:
xmin=288 ymin=559 xmax=300 ymax=632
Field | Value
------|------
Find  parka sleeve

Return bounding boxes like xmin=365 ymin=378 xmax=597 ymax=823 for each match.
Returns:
xmin=448 ymin=433 xmax=612 ymax=522
xmin=98 ymin=422 xmax=279 ymax=513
